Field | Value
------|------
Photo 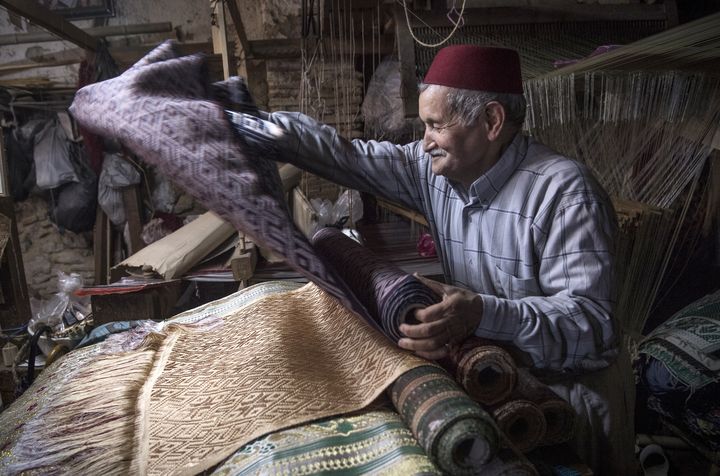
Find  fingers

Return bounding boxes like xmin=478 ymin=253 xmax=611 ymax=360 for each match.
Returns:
xmin=414 ymin=274 xmax=447 ymax=296
xmin=399 ymin=317 xmax=446 ymax=339
xmin=398 ymin=336 xmax=449 ymax=360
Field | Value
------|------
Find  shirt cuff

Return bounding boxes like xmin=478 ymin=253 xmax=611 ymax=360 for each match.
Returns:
xmin=474 ymin=294 xmax=519 ymax=341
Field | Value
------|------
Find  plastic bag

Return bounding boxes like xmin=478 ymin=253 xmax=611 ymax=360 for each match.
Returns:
xmin=28 ymin=271 xmax=85 ymax=335
xmin=331 ymin=189 xmax=363 ymax=225
xmin=33 ymin=117 xmax=79 ymax=189
xmin=308 ymin=189 xmax=363 ymax=237
xmin=48 ymin=142 xmax=98 ymax=233
xmin=98 ymin=152 xmax=141 ymax=225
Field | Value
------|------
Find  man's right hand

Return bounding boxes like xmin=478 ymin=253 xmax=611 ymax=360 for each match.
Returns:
xmin=397 ymin=275 xmax=483 ymax=360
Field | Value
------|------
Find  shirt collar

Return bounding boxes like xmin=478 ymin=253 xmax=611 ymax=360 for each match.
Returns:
xmin=450 ymin=133 xmax=528 ymax=205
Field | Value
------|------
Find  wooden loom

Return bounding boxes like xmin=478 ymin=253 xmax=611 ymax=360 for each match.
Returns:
xmin=395 ymin=4 xmax=719 ymax=338
xmin=394 ymin=1 xmax=679 ymax=117
xmin=525 ymin=12 xmax=720 ymax=338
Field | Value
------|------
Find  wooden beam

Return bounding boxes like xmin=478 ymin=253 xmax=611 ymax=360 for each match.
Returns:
xmin=121 ymin=185 xmax=145 ymax=256
xmin=225 ymin=0 xmax=251 ymax=58
xmin=0 ymin=0 xmax=99 ymax=51
xmin=210 ymin=0 xmax=232 ymax=79
xmin=376 ymin=198 xmax=428 ymax=227
xmin=93 ymin=206 xmax=110 ymax=284
xmin=405 ymin=4 xmax=670 ymax=27
xmin=0 ymin=22 xmax=173 ymax=46
xmin=248 ymin=35 xmax=395 ymax=59
xmin=0 ymin=196 xmax=32 ymax=330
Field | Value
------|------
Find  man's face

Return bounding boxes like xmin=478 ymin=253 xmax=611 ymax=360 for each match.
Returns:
xmin=418 ymin=86 xmax=490 ymax=187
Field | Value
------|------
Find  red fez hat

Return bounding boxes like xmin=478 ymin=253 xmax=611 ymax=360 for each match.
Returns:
xmin=423 ymin=45 xmax=523 ymax=94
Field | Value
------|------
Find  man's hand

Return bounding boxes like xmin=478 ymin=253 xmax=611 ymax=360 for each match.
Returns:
xmin=398 ymin=275 xmax=483 ymax=360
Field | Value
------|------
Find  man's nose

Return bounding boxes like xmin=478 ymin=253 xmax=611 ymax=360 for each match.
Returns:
xmin=423 ymin=130 xmax=436 ymax=152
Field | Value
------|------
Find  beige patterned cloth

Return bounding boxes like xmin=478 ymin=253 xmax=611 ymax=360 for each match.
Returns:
xmin=1 ymin=282 xmax=429 ymax=475
xmin=136 ymin=283 xmax=429 ymax=475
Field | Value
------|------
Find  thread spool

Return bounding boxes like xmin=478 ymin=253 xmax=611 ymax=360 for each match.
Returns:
xmin=2 ymin=342 xmax=19 ymax=367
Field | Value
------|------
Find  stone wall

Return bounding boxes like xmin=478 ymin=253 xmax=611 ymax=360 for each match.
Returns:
xmin=1 ymin=0 xmax=216 ymax=300
xmin=15 ymin=195 xmax=94 ymax=300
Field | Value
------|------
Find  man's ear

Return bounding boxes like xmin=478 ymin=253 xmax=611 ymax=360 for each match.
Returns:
xmin=484 ymin=102 xmax=506 ymax=142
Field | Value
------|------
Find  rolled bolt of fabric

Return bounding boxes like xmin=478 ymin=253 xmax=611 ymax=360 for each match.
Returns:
xmin=311 ymin=227 xmax=439 ymax=341
xmin=488 ymin=398 xmax=547 ymax=454
xmin=389 ymin=365 xmax=500 ymax=474
xmin=443 ymin=337 xmax=518 ymax=406
xmin=515 ymin=368 xmax=576 ymax=446
xmin=477 ymin=433 xmax=539 ymax=476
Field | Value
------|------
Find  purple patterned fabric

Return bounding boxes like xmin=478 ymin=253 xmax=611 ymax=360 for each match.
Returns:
xmin=69 ymin=41 xmax=373 ymax=330
xmin=312 ymin=227 xmax=439 ymax=341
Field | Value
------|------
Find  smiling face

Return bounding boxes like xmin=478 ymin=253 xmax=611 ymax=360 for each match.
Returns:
xmin=418 ymin=86 xmax=496 ymax=188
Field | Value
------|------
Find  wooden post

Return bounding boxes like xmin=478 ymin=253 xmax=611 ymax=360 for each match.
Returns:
xmin=0 ymin=132 xmax=31 ymax=330
xmin=93 ymin=206 xmax=110 ymax=285
xmin=121 ymin=185 xmax=145 ymax=256
xmin=211 ymin=0 xmax=232 ymax=79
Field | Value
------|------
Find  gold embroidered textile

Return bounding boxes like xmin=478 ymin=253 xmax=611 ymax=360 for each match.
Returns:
xmin=137 ymin=283 xmax=429 ymax=475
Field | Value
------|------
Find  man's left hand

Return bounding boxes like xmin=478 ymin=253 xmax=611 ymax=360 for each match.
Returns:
xmin=397 ymin=275 xmax=483 ymax=360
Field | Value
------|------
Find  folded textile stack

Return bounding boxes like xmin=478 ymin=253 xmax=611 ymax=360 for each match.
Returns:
xmin=636 ymin=290 xmax=720 ymax=460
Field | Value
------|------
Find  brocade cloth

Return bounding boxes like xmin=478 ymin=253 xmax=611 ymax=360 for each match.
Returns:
xmin=0 ymin=282 xmax=433 ymax=474
xmin=390 ymin=366 xmax=500 ymax=475
xmin=68 ymin=40 xmax=373 ymax=334
xmin=211 ymin=409 xmax=442 ymax=475
xmin=311 ymin=227 xmax=438 ymax=341
xmin=140 ymin=283 xmax=430 ymax=475
xmin=637 ymin=290 xmax=720 ymax=454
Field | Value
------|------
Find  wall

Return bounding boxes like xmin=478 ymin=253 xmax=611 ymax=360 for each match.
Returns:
xmin=1 ymin=0 xmax=214 ymax=300
xmin=0 ymin=0 xmax=212 ymax=87
xmin=15 ymin=195 xmax=93 ymax=300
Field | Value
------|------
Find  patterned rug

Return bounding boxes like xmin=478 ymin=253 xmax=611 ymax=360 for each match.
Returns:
xmin=444 ymin=337 xmax=518 ymax=406
xmin=311 ymin=227 xmax=438 ymax=341
xmin=514 ymin=368 xmax=575 ymax=447
xmin=211 ymin=409 xmax=442 ymax=475
xmin=0 ymin=283 xmax=434 ymax=474
xmin=489 ymin=399 xmax=546 ymax=453
xmin=138 ymin=283 xmax=430 ymax=475
xmin=390 ymin=366 xmax=500 ymax=475
xmin=638 ymin=289 xmax=720 ymax=390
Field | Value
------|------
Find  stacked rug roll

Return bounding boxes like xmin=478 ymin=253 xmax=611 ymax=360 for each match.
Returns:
xmin=445 ymin=336 xmax=518 ymax=406
xmin=445 ymin=339 xmax=576 ymax=453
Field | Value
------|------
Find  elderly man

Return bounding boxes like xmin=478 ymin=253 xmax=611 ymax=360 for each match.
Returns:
xmin=266 ymin=45 xmax=634 ymax=474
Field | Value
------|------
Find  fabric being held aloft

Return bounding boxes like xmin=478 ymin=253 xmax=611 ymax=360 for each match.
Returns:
xmin=68 ymin=40 xmax=375 ymax=334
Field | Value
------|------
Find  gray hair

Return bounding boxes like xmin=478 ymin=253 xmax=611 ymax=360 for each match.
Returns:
xmin=418 ymin=83 xmax=527 ymax=128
